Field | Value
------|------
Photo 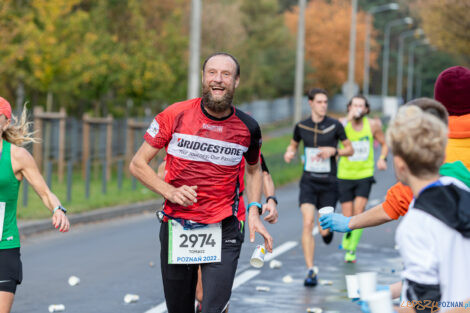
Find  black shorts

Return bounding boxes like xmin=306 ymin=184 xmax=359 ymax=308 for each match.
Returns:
xmin=159 ymin=215 xmax=244 ymax=313
xmin=0 ymin=248 xmax=22 ymax=294
xmin=299 ymin=174 xmax=338 ymax=209
xmin=338 ymin=177 xmax=376 ymax=203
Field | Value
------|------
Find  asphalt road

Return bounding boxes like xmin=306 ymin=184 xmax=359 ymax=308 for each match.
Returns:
xmin=12 ymin=155 xmax=402 ymax=313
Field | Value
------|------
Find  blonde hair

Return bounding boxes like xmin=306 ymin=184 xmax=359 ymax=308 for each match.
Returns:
xmin=386 ymin=105 xmax=447 ymax=177
xmin=2 ymin=106 xmax=40 ymax=146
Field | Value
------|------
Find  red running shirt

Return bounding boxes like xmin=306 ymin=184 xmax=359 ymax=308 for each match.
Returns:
xmin=144 ymin=98 xmax=262 ymax=224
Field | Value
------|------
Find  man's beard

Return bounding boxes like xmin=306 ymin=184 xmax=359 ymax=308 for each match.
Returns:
xmin=202 ymin=84 xmax=235 ymax=113
xmin=353 ymin=114 xmax=364 ymax=121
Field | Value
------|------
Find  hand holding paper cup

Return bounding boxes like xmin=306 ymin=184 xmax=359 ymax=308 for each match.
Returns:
xmin=250 ymin=244 xmax=266 ymax=268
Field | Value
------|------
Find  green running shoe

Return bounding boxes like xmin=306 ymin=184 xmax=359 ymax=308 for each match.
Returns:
xmin=344 ymin=250 xmax=357 ymax=263
xmin=341 ymin=232 xmax=352 ymax=250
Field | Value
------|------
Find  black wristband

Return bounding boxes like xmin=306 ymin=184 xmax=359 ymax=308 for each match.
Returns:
xmin=266 ymin=196 xmax=278 ymax=205
xmin=334 ymin=149 xmax=339 ymax=157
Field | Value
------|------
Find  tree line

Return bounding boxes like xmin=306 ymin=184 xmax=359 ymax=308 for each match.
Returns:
xmin=0 ymin=0 xmax=465 ymax=118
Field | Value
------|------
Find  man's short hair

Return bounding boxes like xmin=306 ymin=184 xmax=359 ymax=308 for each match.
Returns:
xmin=307 ymin=88 xmax=328 ymax=101
xmin=202 ymin=52 xmax=240 ymax=77
xmin=347 ymin=94 xmax=370 ymax=114
xmin=386 ymin=105 xmax=448 ymax=178
xmin=406 ymin=97 xmax=448 ymax=126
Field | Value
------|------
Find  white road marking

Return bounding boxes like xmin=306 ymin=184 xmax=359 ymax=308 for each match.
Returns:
xmin=144 ymin=240 xmax=299 ymax=313
xmin=265 ymin=240 xmax=298 ymax=261
xmin=144 ymin=301 xmax=168 ymax=313
xmin=232 ymin=270 xmax=261 ymax=290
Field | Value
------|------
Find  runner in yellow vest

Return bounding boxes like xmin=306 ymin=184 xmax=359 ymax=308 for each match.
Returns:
xmin=0 ymin=98 xmax=70 ymax=313
xmin=337 ymin=95 xmax=388 ymax=262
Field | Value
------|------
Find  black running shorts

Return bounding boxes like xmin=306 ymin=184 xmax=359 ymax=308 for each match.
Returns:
xmin=0 ymin=248 xmax=22 ymax=294
xmin=299 ymin=175 xmax=338 ymax=209
xmin=338 ymin=176 xmax=376 ymax=203
xmin=159 ymin=215 xmax=244 ymax=313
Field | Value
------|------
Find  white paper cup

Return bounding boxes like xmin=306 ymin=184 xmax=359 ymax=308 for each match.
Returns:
xmin=364 ymin=290 xmax=393 ymax=313
xmin=250 ymin=245 xmax=266 ymax=268
xmin=68 ymin=275 xmax=80 ymax=286
xmin=357 ymin=272 xmax=377 ymax=300
xmin=345 ymin=275 xmax=360 ymax=298
xmin=319 ymin=206 xmax=334 ymax=217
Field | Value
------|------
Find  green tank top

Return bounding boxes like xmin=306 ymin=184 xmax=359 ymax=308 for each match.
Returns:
xmin=337 ymin=117 xmax=374 ymax=180
xmin=0 ymin=140 xmax=21 ymax=249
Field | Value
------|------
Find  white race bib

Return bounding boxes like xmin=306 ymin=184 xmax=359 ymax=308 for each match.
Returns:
xmin=0 ymin=202 xmax=5 ymax=241
xmin=168 ymin=220 xmax=222 ymax=264
xmin=349 ymin=140 xmax=370 ymax=162
xmin=304 ymin=147 xmax=331 ymax=173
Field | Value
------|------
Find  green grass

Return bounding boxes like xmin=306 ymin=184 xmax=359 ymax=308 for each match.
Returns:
xmin=260 ymin=133 xmax=304 ymax=187
xmin=17 ymin=165 xmax=160 ymax=219
xmin=18 ymin=134 xmax=304 ymax=219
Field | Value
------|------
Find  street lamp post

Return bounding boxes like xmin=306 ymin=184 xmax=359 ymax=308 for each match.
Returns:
xmin=363 ymin=2 xmax=399 ymax=97
xmin=293 ymin=0 xmax=306 ymax=125
xmin=345 ymin=0 xmax=358 ymax=101
xmin=187 ymin=0 xmax=202 ymax=99
xmin=381 ymin=17 xmax=413 ymax=102
xmin=396 ymin=29 xmax=424 ymax=101
xmin=406 ymin=39 xmax=429 ymax=101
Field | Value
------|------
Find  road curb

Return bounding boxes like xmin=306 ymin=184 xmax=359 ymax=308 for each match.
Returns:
xmin=18 ymin=199 xmax=163 ymax=237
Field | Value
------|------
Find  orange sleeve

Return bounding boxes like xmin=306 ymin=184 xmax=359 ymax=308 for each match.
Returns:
xmin=382 ymin=182 xmax=413 ymax=220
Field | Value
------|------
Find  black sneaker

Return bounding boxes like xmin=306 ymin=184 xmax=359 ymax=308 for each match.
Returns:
xmin=321 ymin=231 xmax=334 ymax=244
xmin=304 ymin=269 xmax=318 ymax=287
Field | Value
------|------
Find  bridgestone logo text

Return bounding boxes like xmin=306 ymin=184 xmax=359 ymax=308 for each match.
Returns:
xmin=177 ymin=139 xmax=242 ymax=156
xmin=167 ymin=133 xmax=248 ymax=166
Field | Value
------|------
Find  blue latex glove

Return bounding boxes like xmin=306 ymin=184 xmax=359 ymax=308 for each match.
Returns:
xmin=319 ymin=213 xmax=352 ymax=232
xmin=351 ymin=298 xmax=370 ymax=313
xmin=376 ymin=284 xmax=390 ymax=291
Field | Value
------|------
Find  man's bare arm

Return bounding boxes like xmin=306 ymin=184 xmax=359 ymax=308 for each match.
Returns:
xmin=130 ymin=142 xmax=197 ymax=206
xmin=284 ymin=139 xmax=299 ymax=163
xmin=246 ymin=161 xmax=273 ymax=252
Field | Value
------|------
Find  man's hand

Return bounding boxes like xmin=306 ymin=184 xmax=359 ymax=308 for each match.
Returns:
xmin=248 ymin=208 xmax=273 ymax=252
xmin=377 ymin=158 xmax=387 ymax=171
xmin=319 ymin=213 xmax=352 ymax=232
xmin=262 ymin=200 xmax=278 ymax=224
xmin=52 ymin=210 xmax=70 ymax=232
xmin=284 ymin=150 xmax=295 ymax=163
xmin=317 ymin=146 xmax=336 ymax=159
xmin=166 ymin=185 xmax=198 ymax=206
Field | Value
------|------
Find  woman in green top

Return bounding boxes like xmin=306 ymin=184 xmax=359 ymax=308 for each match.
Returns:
xmin=0 ymin=97 xmax=69 ymax=313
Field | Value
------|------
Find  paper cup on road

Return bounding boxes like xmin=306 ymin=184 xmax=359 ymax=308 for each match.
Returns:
xmin=68 ymin=275 xmax=80 ymax=286
xmin=345 ymin=275 xmax=360 ymax=298
xmin=364 ymin=290 xmax=393 ymax=313
xmin=124 ymin=294 xmax=140 ymax=303
xmin=269 ymin=259 xmax=283 ymax=269
xmin=357 ymin=272 xmax=377 ymax=300
xmin=250 ymin=244 xmax=266 ymax=268
xmin=48 ymin=304 xmax=65 ymax=313
xmin=319 ymin=206 xmax=334 ymax=217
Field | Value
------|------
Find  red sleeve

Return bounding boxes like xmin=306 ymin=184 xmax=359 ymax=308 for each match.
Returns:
xmin=143 ymin=107 xmax=175 ymax=149
xmin=382 ymin=182 xmax=414 ymax=220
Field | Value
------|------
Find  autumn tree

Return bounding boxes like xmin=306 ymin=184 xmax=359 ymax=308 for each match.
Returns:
xmin=410 ymin=0 xmax=470 ymax=64
xmin=285 ymin=0 xmax=378 ymax=94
